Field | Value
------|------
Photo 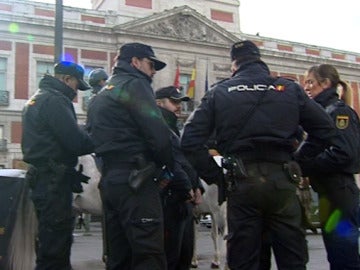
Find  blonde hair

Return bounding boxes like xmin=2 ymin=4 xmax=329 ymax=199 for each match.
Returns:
xmin=337 ymin=80 xmax=353 ymax=106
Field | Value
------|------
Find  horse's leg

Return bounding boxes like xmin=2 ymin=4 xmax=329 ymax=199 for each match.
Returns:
xmin=210 ymin=215 xmax=221 ymax=269
xmin=191 ymin=219 xmax=199 ymax=268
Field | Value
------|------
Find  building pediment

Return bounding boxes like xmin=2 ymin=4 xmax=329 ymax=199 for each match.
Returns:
xmin=114 ymin=5 xmax=239 ymax=45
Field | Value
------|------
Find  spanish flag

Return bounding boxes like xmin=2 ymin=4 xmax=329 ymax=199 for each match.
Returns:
xmin=186 ymin=68 xmax=196 ymax=98
xmin=173 ymin=65 xmax=180 ymax=88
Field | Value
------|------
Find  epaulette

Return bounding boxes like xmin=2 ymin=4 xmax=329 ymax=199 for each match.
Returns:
xmin=210 ymin=77 xmax=231 ymax=89
xmin=277 ymin=75 xmax=297 ymax=82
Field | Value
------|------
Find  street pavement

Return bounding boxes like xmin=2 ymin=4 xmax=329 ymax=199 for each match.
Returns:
xmin=71 ymin=222 xmax=328 ymax=270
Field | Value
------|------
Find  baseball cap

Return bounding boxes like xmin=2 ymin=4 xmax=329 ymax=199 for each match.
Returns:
xmin=54 ymin=61 xmax=90 ymax=90
xmin=89 ymin=68 xmax=108 ymax=86
xmin=118 ymin=42 xmax=166 ymax=71
xmin=155 ymin=86 xmax=190 ymax=101
xmin=230 ymin=40 xmax=261 ymax=61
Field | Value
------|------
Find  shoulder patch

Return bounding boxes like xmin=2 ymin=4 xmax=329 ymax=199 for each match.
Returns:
xmin=26 ymin=98 xmax=36 ymax=106
xmin=106 ymin=85 xmax=115 ymax=90
xmin=336 ymin=115 xmax=349 ymax=129
xmin=275 ymin=84 xmax=285 ymax=91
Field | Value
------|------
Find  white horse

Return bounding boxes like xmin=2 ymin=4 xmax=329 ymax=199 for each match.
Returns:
xmin=73 ymin=154 xmax=102 ymax=216
xmin=0 ymin=170 xmax=37 ymax=270
xmin=1 ymin=155 xmax=102 ymax=270
xmin=192 ymin=180 xmax=228 ymax=269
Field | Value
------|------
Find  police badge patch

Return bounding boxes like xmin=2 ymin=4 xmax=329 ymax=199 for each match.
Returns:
xmin=336 ymin=115 xmax=349 ymax=129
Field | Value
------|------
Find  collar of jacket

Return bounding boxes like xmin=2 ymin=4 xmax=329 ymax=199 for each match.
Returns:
xmin=313 ymin=87 xmax=338 ymax=108
xmin=158 ymin=106 xmax=180 ymax=136
xmin=91 ymin=84 xmax=103 ymax=94
xmin=114 ymin=60 xmax=153 ymax=83
xmin=39 ymin=74 xmax=77 ymax=101
xmin=232 ymin=59 xmax=270 ymax=78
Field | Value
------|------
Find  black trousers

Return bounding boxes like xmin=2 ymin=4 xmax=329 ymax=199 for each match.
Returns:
xmin=101 ymin=165 xmax=166 ymax=270
xmin=30 ymin=169 xmax=74 ymax=270
xmin=163 ymin=195 xmax=194 ymax=270
xmin=313 ymin=174 xmax=360 ymax=270
xmin=226 ymin=161 xmax=308 ymax=270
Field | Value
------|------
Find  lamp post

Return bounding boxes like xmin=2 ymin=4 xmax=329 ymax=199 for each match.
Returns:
xmin=54 ymin=0 xmax=63 ymax=63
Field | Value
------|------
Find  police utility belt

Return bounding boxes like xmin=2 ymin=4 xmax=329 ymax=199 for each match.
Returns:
xmin=221 ymin=156 xmax=302 ymax=191
xmin=26 ymin=159 xmax=90 ymax=193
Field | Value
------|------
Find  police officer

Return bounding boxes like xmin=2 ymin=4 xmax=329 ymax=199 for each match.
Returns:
xmin=88 ymin=68 xmax=108 ymax=95
xmin=155 ymin=86 xmax=203 ymax=270
xmin=180 ymin=40 xmax=344 ymax=270
xmin=300 ymin=64 xmax=360 ymax=269
xmin=22 ymin=61 xmax=94 ymax=270
xmin=86 ymin=43 xmax=174 ymax=270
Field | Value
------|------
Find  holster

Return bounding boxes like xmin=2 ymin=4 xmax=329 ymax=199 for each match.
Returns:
xmin=25 ymin=165 xmax=38 ymax=189
xmin=222 ymin=156 xmax=248 ymax=193
xmin=46 ymin=160 xmax=67 ymax=192
xmin=128 ymin=155 xmax=156 ymax=192
xmin=283 ymin=161 xmax=302 ymax=185
xmin=46 ymin=160 xmax=89 ymax=193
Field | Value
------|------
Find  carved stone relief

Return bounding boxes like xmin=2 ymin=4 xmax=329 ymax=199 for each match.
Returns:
xmin=131 ymin=14 xmax=229 ymax=44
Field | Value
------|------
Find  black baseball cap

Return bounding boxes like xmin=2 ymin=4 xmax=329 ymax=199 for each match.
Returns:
xmin=54 ymin=61 xmax=90 ymax=90
xmin=155 ymin=86 xmax=190 ymax=101
xmin=118 ymin=42 xmax=166 ymax=71
xmin=230 ymin=40 xmax=261 ymax=61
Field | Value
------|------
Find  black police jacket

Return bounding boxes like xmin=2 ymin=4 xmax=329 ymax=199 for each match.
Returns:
xmin=298 ymin=87 xmax=360 ymax=175
xmin=159 ymin=107 xmax=204 ymax=193
xmin=22 ymin=75 xmax=94 ymax=167
xmin=181 ymin=60 xmax=340 ymax=184
xmin=86 ymin=60 xmax=174 ymax=169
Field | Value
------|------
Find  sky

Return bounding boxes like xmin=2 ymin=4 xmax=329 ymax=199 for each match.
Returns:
xmin=34 ymin=0 xmax=360 ymax=53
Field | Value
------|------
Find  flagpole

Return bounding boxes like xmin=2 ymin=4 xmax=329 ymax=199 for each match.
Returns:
xmin=205 ymin=61 xmax=209 ymax=92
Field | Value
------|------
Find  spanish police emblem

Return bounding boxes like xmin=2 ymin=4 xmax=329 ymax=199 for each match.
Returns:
xmin=275 ymin=84 xmax=285 ymax=91
xmin=336 ymin=115 xmax=349 ymax=129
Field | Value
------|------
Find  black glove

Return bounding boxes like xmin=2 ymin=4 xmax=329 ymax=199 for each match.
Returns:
xmin=77 ymin=164 xmax=90 ymax=184
xmin=72 ymin=164 xmax=90 ymax=193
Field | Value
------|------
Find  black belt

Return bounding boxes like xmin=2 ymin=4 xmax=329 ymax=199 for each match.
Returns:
xmin=235 ymin=151 xmax=291 ymax=163
xmin=244 ymin=160 xmax=285 ymax=169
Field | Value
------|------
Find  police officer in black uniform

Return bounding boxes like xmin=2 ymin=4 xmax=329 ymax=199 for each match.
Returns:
xmin=86 ymin=43 xmax=174 ymax=270
xmin=88 ymin=68 xmax=108 ymax=95
xmin=155 ymin=86 xmax=204 ymax=270
xmin=181 ymin=40 xmax=344 ymax=270
xmin=299 ymin=64 xmax=360 ymax=270
xmin=22 ymin=61 xmax=94 ymax=270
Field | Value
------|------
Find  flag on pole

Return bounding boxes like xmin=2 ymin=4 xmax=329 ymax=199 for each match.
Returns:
xmin=186 ymin=68 xmax=196 ymax=98
xmin=173 ymin=65 xmax=180 ymax=88
xmin=205 ymin=63 xmax=209 ymax=92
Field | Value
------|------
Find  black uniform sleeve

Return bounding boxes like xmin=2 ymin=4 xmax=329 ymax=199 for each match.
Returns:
xmin=181 ymin=90 xmax=223 ymax=185
xmin=295 ymin=90 xmax=351 ymax=175
xmin=168 ymin=133 xmax=192 ymax=192
xmin=125 ymin=79 xmax=174 ymax=170
xmin=45 ymin=95 xmax=94 ymax=156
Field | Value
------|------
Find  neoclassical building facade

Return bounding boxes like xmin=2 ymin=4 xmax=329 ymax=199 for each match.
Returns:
xmin=0 ymin=0 xmax=359 ymax=168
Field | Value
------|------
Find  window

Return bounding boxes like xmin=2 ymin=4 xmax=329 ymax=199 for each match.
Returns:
xmin=179 ymin=74 xmax=194 ymax=113
xmin=0 ymin=58 xmax=8 ymax=105
xmin=0 ymin=125 xmax=6 ymax=152
xmin=0 ymin=58 xmax=6 ymax=90
xmin=31 ymin=61 xmax=53 ymax=96
xmin=36 ymin=61 xmax=53 ymax=87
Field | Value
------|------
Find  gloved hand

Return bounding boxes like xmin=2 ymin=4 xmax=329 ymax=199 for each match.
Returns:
xmin=77 ymin=164 xmax=90 ymax=184
xmin=72 ymin=164 xmax=90 ymax=193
